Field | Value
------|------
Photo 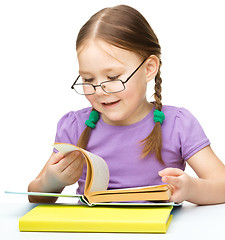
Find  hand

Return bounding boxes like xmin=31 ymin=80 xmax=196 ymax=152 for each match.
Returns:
xmin=42 ymin=151 xmax=85 ymax=192
xmin=158 ymin=168 xmax=193 ymax=203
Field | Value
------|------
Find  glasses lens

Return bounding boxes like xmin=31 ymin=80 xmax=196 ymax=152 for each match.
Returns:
xmin=73 ymin=84 xmax=94 ymax=95
xmin=101 ymin=80 xmax=125 ymax=93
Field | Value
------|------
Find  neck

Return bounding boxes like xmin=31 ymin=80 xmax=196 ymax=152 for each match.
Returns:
xmin=102 ymin=101 xmax=153 ymax=126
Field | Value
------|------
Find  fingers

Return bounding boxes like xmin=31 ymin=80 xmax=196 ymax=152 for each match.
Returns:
xmin=50 ymin=152 xmax=65 ymax=164
xmin=161 ymin=175 xmax=181 ymax=187
xmin=63 ymin=157 xmax=84 ymax=182
xmin=158 ymin=168 xmax=193 ymax=204
xmin=159 ymin=168 xmax=184 ymax=177
xmin=57 ymin=151 xmax=85 ymax=185
xmin=57 ymin=151 xmax=84 ymax=172
xmin=159 ymin=168 xmax=185 ymax=189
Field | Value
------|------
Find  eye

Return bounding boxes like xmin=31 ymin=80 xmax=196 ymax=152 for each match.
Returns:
xmin=82 ymin=78 xmax=94 ymax=83
xmin=108 ymin=75 xmax=120 ymax=81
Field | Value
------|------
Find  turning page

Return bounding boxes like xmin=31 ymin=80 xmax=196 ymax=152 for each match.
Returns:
xmin=53 ymin=143 xmax=109 ymax=193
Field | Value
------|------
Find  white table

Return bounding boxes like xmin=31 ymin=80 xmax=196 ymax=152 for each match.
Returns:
xmin=0 ymin=201 xmax=224 ymax=240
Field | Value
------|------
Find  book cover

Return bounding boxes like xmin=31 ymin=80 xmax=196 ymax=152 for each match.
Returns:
xmin=19 ymin=204 xmax=173 ymax=233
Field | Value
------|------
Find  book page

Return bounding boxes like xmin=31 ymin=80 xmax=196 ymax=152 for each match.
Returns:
xmin=91 ymin=202 xmax=181 ymax=207
xmin=81 ymin=150 xmax=109 ymax=193
xmin=53 ymin=143 xmax=109 ymax=194
xmin=87 ymin=184 xmax=169 ymax=197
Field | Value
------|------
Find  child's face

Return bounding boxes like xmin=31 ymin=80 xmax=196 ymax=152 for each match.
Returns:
xmin=77 ymin=39 xmax=154 ymax=126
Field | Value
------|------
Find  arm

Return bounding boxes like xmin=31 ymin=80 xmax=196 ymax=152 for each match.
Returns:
xmin=159 ymin=146 xmax=225 ymax=205
xmin=28 ymin=151 xmax=85 ymax=203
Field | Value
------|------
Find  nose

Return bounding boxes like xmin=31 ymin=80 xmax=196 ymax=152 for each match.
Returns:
xmin=95 ymin=85 xmax=108 ymax=96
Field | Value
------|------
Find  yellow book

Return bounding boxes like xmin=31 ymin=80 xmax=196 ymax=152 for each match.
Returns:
xmin=19 ymin=204 xmax=173 ymax=233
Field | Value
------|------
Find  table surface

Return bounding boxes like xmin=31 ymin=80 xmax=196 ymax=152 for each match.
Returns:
xmin=0 ymin=201 xmax=224 ymax=240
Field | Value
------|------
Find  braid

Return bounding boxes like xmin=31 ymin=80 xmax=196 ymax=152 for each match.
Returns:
xmin=77 ymin=108 xmax=98 ymax=149
xmin=140 ymin=61 xmax=164 ymax=164
xmin=77 ymin=126 xmax=91 ymax=149
xmin=154 ymin=60 xmax=162 ymax=111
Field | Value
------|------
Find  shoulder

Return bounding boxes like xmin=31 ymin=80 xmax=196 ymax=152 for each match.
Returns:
xmin=162 ymin=104 xmax=204 ymax=133
xmin=54 ymin=107 xmax=92 ymax=145
xmin=161 ymin=105 xmax=210 ymax=160
xmin=57 ymin=107 xmax=92 ymax=126
xmin=162 ymin=105 xmax=194 ymax=122
xmin=161 ymin=104 xmax=204 ymax=137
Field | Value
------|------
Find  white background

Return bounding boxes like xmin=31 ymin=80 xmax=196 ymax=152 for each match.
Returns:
xmin=0 ymin=0 xmax=224 ymax=203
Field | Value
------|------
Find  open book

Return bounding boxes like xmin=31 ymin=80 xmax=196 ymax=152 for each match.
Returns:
xmin=6 ymin=143 xmax=172 ymax=206
xmin=53 ymin=143 xmax=172 ymax=205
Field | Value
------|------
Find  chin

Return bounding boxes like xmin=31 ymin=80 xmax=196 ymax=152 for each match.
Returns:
xmin=103 ymin=114 xmax=128 ymax=125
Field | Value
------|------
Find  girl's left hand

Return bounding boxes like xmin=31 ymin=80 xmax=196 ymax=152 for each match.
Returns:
xmin=158 ymin=168 xmax=193 ymax=203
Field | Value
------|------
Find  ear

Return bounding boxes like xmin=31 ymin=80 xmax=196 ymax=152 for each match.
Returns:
xmin=145 ymin=55 xmax=160 ymax=83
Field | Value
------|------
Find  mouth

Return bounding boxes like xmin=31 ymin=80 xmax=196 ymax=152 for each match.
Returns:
xmin=102 ymin=100 xmax=120 ymax=107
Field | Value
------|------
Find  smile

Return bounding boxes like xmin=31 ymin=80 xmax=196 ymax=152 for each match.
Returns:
xmin=102 ymin=100 xmax=120 ymax=107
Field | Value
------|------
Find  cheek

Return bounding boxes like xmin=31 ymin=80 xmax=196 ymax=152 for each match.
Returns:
xmin=123 ymin=80 xmax=147 ymax=101
xmin=85 ymin=95 xmax=91 ymax=102
xmin=121 ymin=88 xmax=134 ymax=100
xmin=85 ymin=95 xmax=95 ymax=105
xmin=85 ymin=95 xmax=100 ymax=111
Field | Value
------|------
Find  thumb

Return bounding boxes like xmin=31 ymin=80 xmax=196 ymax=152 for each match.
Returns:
xmin=162 ymin=175 xmax=181 ymax=188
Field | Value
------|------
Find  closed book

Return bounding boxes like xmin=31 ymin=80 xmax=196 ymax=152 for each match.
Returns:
xmin=19 ymin=204 xmax=173 ymax=233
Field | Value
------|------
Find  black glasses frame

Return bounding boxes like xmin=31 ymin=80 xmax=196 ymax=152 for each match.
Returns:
xmin=71 ymin=58 xmax=147 ymax=95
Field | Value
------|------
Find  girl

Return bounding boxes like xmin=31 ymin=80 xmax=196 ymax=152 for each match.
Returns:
xmin=28 ymin=5 xmax=225 ymax=205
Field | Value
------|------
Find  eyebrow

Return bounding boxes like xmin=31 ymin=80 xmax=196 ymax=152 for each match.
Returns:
xmin=79 ymin=67 xmax=125 ymax=75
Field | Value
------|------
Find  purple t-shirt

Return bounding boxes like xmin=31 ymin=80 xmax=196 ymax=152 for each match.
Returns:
xmin=54 ymin=105 xmax=210 ymax=195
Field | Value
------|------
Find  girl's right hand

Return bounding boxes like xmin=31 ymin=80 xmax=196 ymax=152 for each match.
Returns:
xmin=41 ymin=150 xmax=85 ymax=192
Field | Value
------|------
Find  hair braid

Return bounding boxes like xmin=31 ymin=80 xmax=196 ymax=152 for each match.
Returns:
xmin=140 ymin=61 xmax=164 ymax=163
xmin=76 ymin=126 xmax=91 ymax=149
xmin=154 ymin=60 xmax=162 ymax=111
xmin=77 ymin=108 xmax=97 ymax=149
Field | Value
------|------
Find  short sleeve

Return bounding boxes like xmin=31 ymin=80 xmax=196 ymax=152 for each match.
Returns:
xmin=176 ymin=108 xmax=210 ymax=160
xmin=53 ymin=112 xmax=78 ymax=153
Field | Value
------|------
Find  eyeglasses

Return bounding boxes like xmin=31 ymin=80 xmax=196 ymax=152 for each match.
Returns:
xmin=71 ymin=58 xmax=146 ymax=95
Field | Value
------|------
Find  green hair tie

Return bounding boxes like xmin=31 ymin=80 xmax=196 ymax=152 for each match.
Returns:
xmin=85 ymin=110 xmax=100 ymax=129
xmin=153 ymin=109 xmax=165 ymax=124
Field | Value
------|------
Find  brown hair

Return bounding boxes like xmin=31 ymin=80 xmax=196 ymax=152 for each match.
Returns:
xmin=76 ymin=5 xmax=164 ymax=163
